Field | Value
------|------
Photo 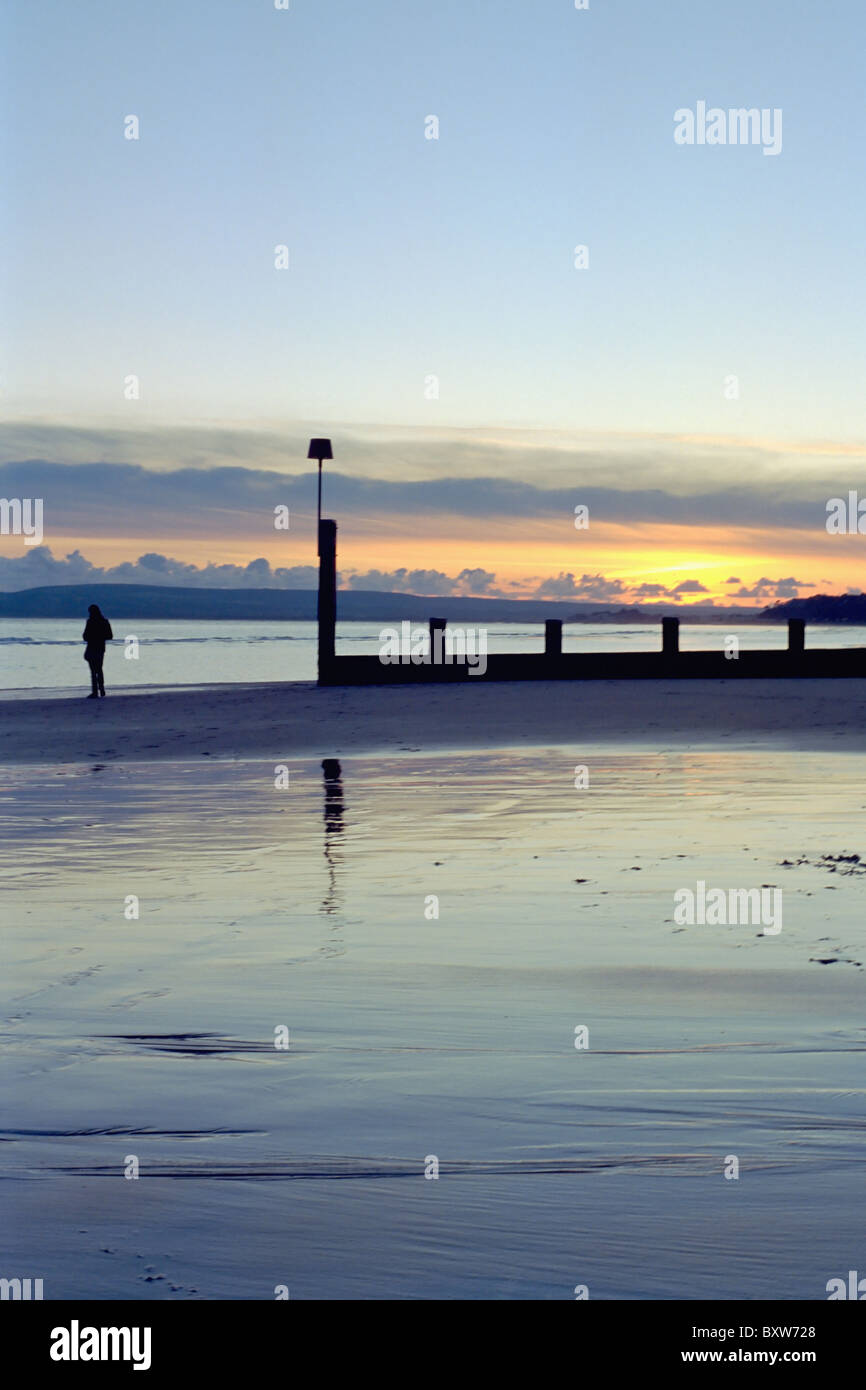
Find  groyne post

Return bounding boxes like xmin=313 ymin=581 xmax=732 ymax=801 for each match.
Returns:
xmin=662 ymin=616 xmax=680 ymax=656
xmin=545 ymin=619 xmax=563 ymax=657
xmin=318 ymin=519 xmax=337 ymax=680
xmin=787 ymin=618 xmax=805 ymax=654
xmin=429 ymin=617 xmax=447 ymax=663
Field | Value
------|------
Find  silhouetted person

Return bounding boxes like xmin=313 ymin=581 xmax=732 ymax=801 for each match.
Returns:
xmin=82 ymin=604 xmax=113 ymax=698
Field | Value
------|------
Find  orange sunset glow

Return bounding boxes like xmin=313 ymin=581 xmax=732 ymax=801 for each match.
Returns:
xmin=16 ymin=519 xmax=864 ymax=606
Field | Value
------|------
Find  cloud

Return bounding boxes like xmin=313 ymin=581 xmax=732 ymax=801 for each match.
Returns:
xmin=0 ymin=448 xmax=851 ymax=542
xmin=455 ymin=567 xmax=499 ymax=594
xmin=533 ymin=572 xmax=714 ymax=603
xmin=0 ymin=546 xmax=319 ymax=591
xmin=0 ymin=546 xmax=820 ymax=610
xmin=344 ymin=566 xmax=501 ymax=596
xmin=533 ymin=572 xmax=628 ymax=600
xmin=0 ymin=548 xmax=506 ymax=599
xmin=632 ymin=583 xmax=670 ymax=597
xmin=542 ymin=575 xmax=713 ymax=602
xmin=670 ymin=579 xmax=709 ymax=595
xmin=2 ymin=420 xmax=863 ymax=491
xmin=732 ymin=575 xmax=814 ymax=599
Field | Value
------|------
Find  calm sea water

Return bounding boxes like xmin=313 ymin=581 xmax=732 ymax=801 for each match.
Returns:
xmin=2 ymin=618 xmax=865 ymax=691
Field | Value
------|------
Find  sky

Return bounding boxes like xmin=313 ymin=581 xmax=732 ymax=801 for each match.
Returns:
xmin=1 ymin=0 xmax=864 ymax=604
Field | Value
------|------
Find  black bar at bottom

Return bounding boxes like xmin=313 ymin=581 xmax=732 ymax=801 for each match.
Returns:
xmin=8 ymin=1299 xmax=863 ymax=1376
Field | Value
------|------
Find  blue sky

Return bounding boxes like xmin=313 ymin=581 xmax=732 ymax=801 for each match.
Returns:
xmin=2 ymin=1 xmax=864 ymax=603
xmin=5 ymin=0 xmax=864 ymax=438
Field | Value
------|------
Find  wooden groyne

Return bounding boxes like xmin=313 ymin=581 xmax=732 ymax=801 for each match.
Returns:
xmin=316 ymin=521 xmax=866 ymax=686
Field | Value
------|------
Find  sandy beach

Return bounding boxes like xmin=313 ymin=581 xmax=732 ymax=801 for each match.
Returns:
xmin=2 ymin=685 xmax=865 ymax=1299
xmin=4 ymin=676 xmax=866 ymax=762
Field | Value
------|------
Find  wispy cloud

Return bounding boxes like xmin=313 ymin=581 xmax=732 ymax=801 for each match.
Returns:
xmin=0 ymin=455 xmax=847 ymax=537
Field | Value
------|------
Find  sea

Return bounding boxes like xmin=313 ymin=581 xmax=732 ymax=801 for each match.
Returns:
xmin=3 ymin=618 xmax=865 ymax=691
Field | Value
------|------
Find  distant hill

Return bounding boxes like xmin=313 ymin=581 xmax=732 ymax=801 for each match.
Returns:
xmin=0 ymin=583 xmax=583 ymax=623
xmin=762 ymin=593 xmax=866 ymax=623
xmin=1 ymin=582 xmax=840 ymax=623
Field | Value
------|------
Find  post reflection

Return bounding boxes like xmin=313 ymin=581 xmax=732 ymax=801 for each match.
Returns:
xmin=321 ymin=758 xmax=345 ymax=917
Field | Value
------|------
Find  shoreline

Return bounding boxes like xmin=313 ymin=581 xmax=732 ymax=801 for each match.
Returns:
xmin=3 ymin=676 xmax=866 ymax=763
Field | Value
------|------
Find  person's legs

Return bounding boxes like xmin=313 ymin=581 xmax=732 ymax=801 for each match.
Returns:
xmin=95 ymin=656 xmax=105 ymax=696
xmin=86 ymin=657 xmax=99 ymax=697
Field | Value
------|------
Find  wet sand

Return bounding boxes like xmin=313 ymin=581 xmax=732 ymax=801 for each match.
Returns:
xmin=3 ymin=676 xmax=866 ymax=763
xmin=2 ymin=748 xmax=864 ymax=1299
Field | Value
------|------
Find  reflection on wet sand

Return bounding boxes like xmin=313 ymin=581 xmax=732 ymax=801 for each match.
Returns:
xmin=3 ymin=749 xmax=866 ymax=1298
xmin=320 ymin=757 xmax=345 ymax=920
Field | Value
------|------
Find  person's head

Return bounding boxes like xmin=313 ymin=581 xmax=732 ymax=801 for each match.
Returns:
xmin=88 ymin=604 xmax=101 ymax=616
